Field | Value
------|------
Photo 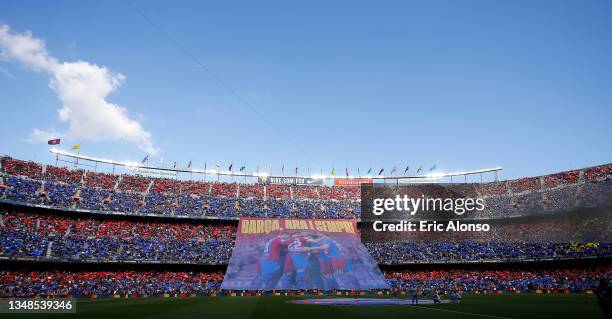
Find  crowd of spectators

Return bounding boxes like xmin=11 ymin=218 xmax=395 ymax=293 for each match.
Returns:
xmin=142 ymin=192 xmax=176 ymax=216
xmin=366 ymin=241 xmax=610 ymax=264
xmin=585 ymin=165 xmax=612 ymax=182
xmin=42 ymin=181 xmax=78 ymax=208
xmin=150 ymin=178 xmax=180 ymax=193
xmin=0 ymin=267 xmax=608 ymax=297
xmin=237 ymin=183 xmax=265 ymax=199
xmin=544 ymin=171 xmax=579 ymax=187
xmin=178 ymin=180 xmax=211 ymax=196
xmin=508 ymin=177 xmax=542 ymax=194
xmin=211 ymin=182 xmax=237 ymax=197
xmin=0 ymin=158 xmax=364 ymax=201
xmin=293 ymin=185 xmax=319 ymax=199
xmin=117 ymin=175 xmax=150 ymax=192
xmin=541 ymin=186 xmax=579 ymax=212
xmin=106 ymin=191 xmax=144 ymax=213
xmin=0 ymin=157 xmax=42 ymax=179
xmin=0 ymin=157 xmax=610 ymax=221
xmin=267 ymin=184 xmax=291 ymax=199
xmin=0 ymin=211 xmax=235 ymax=264
xmin=385 ymin=267 xmax=611 ymax=293
xmin=1 ymin=157 xmax=609 ymax=298
xmin=0 ymin=270 xmax=224 ymax=297
xmin=1 ymin=208 xmax=609 ymax=265
xmin=582 ymin=182 xmax=612 ymax=208
xmin=1 ymin=174 xmax=609 ymax=220
xmin=478 ymin=182 xmax=507 ymax=196
xmin=44 ymin=165 xmax=83 ymax=184
xmin=364 ymin=210 xmax=611 ymax=243
xmin=0 ymin=176 xmax=361 ymax=219
xmin=83 ymin=171 xmax=117 ymax=189
xmin=318 ymin=185 xmax=360 ymax=200
xmin=0 ymin=176 xmax=41 ymax=203
xmin=77 ymin=186 xmax=110 ymax=211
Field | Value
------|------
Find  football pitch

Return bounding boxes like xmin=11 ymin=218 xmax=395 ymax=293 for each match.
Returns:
xmin=3 ymin=294 xmax=603 ymax=319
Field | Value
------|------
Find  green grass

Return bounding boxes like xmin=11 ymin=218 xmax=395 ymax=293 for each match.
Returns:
xmin=3 ymin=294 xmax=604 ymax=319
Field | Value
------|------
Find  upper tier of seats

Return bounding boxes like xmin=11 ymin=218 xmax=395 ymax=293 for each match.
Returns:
xmin=0 ymin=156 xmax=610 ymax=220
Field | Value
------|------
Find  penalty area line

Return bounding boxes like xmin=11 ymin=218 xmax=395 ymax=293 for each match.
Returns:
xmin=411 ymin=305 xmax=512 ymax=319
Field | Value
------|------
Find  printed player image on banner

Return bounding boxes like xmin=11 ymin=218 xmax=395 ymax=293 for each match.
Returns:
xmin=221 ymin=218 xmax=389 ymax=291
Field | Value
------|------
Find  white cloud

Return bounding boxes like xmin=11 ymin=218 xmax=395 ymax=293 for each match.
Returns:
xmin=27 ymin=128 xmax=61 ymax=143
xmin=0 ymin=24 xmax=159 ymax=155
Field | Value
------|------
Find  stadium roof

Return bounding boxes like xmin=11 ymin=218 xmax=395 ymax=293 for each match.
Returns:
xmin=50 ymin=149 xmax=502 ymax=181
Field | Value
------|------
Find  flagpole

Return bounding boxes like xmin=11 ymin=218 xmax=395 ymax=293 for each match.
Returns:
xmin=189 ymin=161 xmax=193 ymax=180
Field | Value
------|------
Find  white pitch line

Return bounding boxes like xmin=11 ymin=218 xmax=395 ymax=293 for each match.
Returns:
xmin=412 ymin=305 xmax=512 ymax=319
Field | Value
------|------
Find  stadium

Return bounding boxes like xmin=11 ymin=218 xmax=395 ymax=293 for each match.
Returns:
xmin=0 ymin=153 xmax=610 ymax=318
xmin=1 ymin=1 xmax=612 ymax=318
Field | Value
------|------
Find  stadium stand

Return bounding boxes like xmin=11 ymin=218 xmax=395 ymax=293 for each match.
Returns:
xmin=0 ymin=267 xmax=608 ymax=297
xmin=0 ymin=270 xmax=224 ymax=297
xmin=366 ymin=241 xmax=610 ymax=264
xmin=0 ymin=211 xmax=234 ymax=264
xmin=2 ymin=157 xmax=609 ymax=221
xmin=0 ymin=156 xmax=610 ymax=297
xmin=385 ymin=267 xmax=611 ymax=293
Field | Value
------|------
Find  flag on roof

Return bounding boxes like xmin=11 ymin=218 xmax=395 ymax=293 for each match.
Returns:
xmin=187 ymin=160 xmax=192 ymax=168
xmin=390 ymin=166 xmax=397 ymax=175
xmin=345 ymin=168 xmax=349 ymax=177
xmin=417 ymin=165 xmax=423 ymax=174
xmin=229 ymin=163 xmax=233 ymax=171
xmin=378 ymin=168 xmax=384 ymax=175
xmin=367 ymin=167 xmax=372 ymax=174
xmin=141 ymin=155 xmax=149 ymax=164
xmin=70 ymin=144 xmax=80 ymax=151
xmin=404 ymin=165 xmax=410 ymax=174
xmin=331 ymin=167 xmax=335 ymax=176
xmin=240 ymin=164 xmax=246 ymax=172
xmin=47 ymin=139 xmax=60 ymax=145
xmin=429 ymin=165 xmax=437 ymax=171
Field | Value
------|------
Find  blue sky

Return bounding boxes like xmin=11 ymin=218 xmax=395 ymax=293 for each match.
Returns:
xmin=0 ymin=0 xmax=610 ymax=180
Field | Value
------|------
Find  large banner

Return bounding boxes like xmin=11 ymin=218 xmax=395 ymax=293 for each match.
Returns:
xmin=221 ymin=218 xmax=389 ymax=291
xmin=334 ymin=178 xmax=373 ymax=187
